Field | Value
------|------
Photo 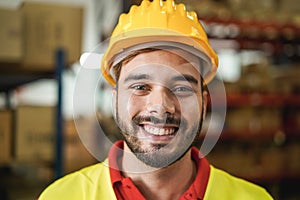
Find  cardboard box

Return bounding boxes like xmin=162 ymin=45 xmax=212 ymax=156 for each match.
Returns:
xmin=64 ymin=119 xmax=97 ymax=173
xmin=0 ymin=110 xmax=12 ymax=165
xmin=15 ymin=106 xmax=55 ymax=162
xmin=0 ymin=9 xmax=22 ymax=62
xmin=15 ymin=106 xmax=98 ymax=170
xmin=21 ymin=2 xmax=83 ymax=70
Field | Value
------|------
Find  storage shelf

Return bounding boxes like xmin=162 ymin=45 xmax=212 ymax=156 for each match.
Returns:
xmin=200 ymin=17 xmax=300 ymax=40
xmin=0 ymin=49 xmax=66 ymax=179
xmin=198 ymin=128 xmax=300 ymax=141
xmin=0 ymin=62 xmax=58 ymax=92
xmin=240 ymin=171 xmax=300 ymax=184
xmin=228 ymin=93 xmax=300 ymax=107
xmin=200 ymin=17 xmax=300 ymax=61
xmin=209 ymin=93 xmax=300 ymax=107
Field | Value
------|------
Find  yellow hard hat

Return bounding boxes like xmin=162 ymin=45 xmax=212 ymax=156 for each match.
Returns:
xmin=101 ymin=0 xmax=218 ymax=86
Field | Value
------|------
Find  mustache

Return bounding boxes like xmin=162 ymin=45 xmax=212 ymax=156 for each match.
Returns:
xmin=133 ymin=115 xmax=180 ymax=126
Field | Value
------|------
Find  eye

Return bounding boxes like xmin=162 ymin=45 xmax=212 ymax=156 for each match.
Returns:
xmin=172 ymin=86 xmax=195 ymax=96
xmin=173 ymin=86 xmax=192 ymax=92
xmin=132 ymin=84 xmax=147 ymax=90
xmin=130 ymin=84 xmax=151 ymax=95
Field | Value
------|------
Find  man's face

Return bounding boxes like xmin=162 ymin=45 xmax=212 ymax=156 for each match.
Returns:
xmin=113 ymin=49 xmax=207 ymax=168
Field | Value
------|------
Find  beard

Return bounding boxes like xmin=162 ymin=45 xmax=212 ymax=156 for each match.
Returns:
xmin=115 ymin=107 xmax=204 ymax=169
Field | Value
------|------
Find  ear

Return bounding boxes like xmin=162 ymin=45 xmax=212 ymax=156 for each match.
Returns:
xmin=202 ymin=90 xmax=208 ymax=120
xmin=112 ymin=88 xmax=117 ymax=120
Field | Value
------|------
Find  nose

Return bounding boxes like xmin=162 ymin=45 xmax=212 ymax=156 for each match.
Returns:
xmin=146 ymin=86 xmax=176 ymax=116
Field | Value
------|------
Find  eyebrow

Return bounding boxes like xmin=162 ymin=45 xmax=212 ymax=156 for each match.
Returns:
xmin=123 ymin=73 xmax=199 ymax=86
xmin=172 ymin=74 xmax=199 ymax=86
xmin=123 ymin=74 xmax=151 ymax=83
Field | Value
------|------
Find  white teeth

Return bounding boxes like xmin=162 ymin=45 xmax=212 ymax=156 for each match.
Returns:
xmin=144 ymin=125 xmax=175 ymax=136
xmin=159 ymin=129 xmax=164 ymax=135
xmin=166 ymin=129 xmax=170 ymax=135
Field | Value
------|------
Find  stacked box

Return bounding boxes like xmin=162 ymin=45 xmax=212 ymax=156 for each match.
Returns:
xmin=0 ymin=9 xmax=22 ymax=62
xmin=21 ymin=2 xmax=83 ymax=70
xmin=15 ymin=106 xmax=55 ymax=163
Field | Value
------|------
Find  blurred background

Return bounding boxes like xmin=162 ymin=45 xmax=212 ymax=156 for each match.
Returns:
xmin=0 ymin=0 xmax=299 ymax=199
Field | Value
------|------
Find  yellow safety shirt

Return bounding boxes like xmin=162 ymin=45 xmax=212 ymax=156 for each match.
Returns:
xmin=39 ymin=161 xmax=273 ymax=200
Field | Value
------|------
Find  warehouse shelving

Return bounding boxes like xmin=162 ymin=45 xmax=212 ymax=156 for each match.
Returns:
xmin=195 ymin=14 xmax=300 ymax=200
xmin=210 ymin=93 xmax=300 ymax=107
xmin=0 ymin=49 xmax=66 ymax=179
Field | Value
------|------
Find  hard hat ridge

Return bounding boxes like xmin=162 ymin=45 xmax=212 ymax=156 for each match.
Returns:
xmin=101 ymin=0 xmax=218 ymax=86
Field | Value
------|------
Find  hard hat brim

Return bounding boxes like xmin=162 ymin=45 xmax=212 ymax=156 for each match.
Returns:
xmin=101 ymin=28 xmax=218 ymax=86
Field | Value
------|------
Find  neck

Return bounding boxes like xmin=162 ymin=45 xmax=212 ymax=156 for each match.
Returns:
xmin=121 ymin=143 xmax=196 ymax=200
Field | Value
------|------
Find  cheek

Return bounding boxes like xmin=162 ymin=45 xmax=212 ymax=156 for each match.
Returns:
xmin=118 ymin=92 xmax=146 ymax=118
xmin=180 ymin=96 xmax=203 ymax=119
xmin=127 ymin=96 xmax=146 ymax=117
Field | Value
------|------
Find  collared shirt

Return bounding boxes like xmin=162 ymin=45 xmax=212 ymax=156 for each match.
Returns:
xmin=39 ymin=140 xmax=274 ymax=200
xmin=109 ymin=140 xmax=210 ymax=200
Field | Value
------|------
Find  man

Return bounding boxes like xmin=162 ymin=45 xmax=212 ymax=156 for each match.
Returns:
xmin=39 ymin=0 xmax=274 ymax=199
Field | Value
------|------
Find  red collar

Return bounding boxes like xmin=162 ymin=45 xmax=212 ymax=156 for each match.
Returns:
xmin=109 ymin=140 xmax=210 ymax=200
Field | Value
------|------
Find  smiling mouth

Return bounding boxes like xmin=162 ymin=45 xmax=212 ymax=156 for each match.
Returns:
xmin=140 ymin=124 xmax=178 ymax=136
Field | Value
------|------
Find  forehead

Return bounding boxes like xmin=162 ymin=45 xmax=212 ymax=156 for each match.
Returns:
xmin=119 ymin=49 xmax=201 ymax=82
